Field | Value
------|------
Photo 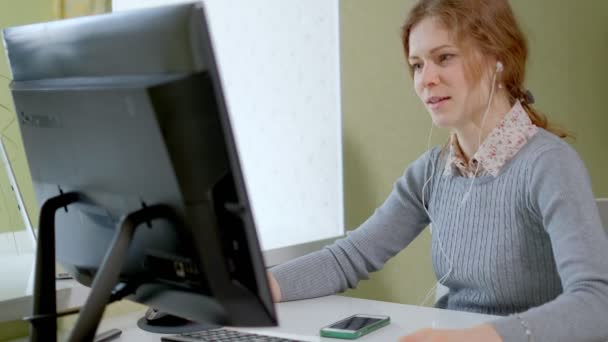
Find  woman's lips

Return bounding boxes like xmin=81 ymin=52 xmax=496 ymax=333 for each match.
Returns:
xmin=427 ymin=96 xmax=450 ymax=110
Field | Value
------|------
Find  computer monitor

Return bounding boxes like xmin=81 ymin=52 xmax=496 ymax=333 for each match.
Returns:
xmin=3 ymin=2 xmax=275 ymax=339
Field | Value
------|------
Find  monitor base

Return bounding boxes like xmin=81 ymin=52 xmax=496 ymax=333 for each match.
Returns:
xmin=137 ymin=313 xmax=220 ymax=334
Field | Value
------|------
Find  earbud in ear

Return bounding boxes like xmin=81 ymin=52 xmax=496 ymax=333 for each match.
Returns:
xmin=496 ymin=61 xmax=504 ymax=73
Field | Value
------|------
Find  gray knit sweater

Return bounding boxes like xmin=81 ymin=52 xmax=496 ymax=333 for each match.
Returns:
xmin=270 ymin=129 xmax=608 ymax=342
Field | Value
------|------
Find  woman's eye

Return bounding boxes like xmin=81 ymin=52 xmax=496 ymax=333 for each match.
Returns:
xmin=439 ymin=54 xmax=454 ymax=63
xmin=412 ymin=63 xmax=422 ymax=71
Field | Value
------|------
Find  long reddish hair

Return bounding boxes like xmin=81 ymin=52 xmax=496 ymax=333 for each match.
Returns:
xmin=401 ymin=0 xmax=569 ymax=138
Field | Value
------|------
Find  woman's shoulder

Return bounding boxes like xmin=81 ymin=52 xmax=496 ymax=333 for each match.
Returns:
xmin=401 ymin=146 xmax=445 ymax=179
xmin=521 ymin=128 xmax=580 ymax=163
xmin=420 ymin=145 xmax=443 ymax=160
xmin=519 ymin=128 xmax=588 ymax=179
xmin=411 ymin=146 xmax=444 ymax=168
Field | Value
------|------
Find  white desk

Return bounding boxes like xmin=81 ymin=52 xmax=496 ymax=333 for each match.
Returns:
xmin=92 ymin=295 xmax=497 ymax=341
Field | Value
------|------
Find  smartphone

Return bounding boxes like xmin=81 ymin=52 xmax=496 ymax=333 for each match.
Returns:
xmin=319 ymin=314 xmax=390 ymax=339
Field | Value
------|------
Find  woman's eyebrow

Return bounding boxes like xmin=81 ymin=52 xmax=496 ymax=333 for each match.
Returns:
xmin=409 ymin=44 xmax=455 ymax=60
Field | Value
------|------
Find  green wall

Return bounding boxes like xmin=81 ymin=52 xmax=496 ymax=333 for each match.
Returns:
xmin=0 ymin=2 xmax=56 ymax=340
xmin=339 ymin=0 xmax=440 ymax=305
xmin=0 ymin=1 xmax=56 ymax=234
xmin=514 ymin=0 xmax=608 ymax=196
xmin=0 ymin=1 xmax=110 ymax=236
xmin=340 ymin=0 xmax=608 ymax=306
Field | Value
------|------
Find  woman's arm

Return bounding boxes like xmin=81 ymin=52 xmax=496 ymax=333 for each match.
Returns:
xmin=269 ymin=149 xmax=438 ymax=302
xmin=490 ymin=144 xmax=608 ymax=342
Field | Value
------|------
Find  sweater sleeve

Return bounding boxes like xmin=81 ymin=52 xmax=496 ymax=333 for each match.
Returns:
xmin=270 ymin=149 xmax=436 ymax=302
xmin=491 ymin=145 xmax=608 ymax=342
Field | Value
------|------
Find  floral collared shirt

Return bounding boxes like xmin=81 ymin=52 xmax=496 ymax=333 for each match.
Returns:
xmin=444 ymin=100 xmax=539 ymax=178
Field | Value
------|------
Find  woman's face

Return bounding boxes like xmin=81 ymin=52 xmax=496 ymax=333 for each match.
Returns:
xmin=408 ymin=17 xmax=492 ymax=129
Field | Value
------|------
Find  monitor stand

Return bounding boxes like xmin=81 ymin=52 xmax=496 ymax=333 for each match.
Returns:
xmin=137 ymin=307 xmax=220 ymax=334
xmin=26 ymin=192 xmax=197 ymax=342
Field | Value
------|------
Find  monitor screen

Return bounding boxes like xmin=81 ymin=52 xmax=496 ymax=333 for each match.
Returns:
xmin=4 ymin=2 xmax=275 ymax=328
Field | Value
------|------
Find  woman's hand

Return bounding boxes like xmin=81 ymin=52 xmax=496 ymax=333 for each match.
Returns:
xmin=399 ymin=324 xmax=502 ymax=342
xmin=267 ymin=271 xmax=282 ymax=302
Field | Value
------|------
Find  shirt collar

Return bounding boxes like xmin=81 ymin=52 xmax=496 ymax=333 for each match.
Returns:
xmin=443 ymin=100 xmax=539 ymax=177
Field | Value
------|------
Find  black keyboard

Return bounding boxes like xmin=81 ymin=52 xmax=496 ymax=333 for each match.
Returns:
xmin=161 ymin=328 xmax=306 ymax=342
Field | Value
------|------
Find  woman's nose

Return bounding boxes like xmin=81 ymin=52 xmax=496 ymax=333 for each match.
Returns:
xmin=420 ymin=63 xmax=440 ymax=88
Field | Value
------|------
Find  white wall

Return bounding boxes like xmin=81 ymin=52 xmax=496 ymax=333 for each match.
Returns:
xmin=113 ymin=0 xmax=344 ymax=257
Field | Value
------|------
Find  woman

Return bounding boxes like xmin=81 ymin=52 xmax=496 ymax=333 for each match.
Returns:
xmin=269 ymin=0 xmax=608 ymax=341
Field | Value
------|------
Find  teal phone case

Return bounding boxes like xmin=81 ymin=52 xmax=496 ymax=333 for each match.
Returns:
xmin=320 ymin=316 xmax=390 ymax=339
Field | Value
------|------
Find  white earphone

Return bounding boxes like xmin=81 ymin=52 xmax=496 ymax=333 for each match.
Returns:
xmin=460 ymin=60 xmax=503 ymax=204
xmin=419 ymin=59 xmax=505 ymax=306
